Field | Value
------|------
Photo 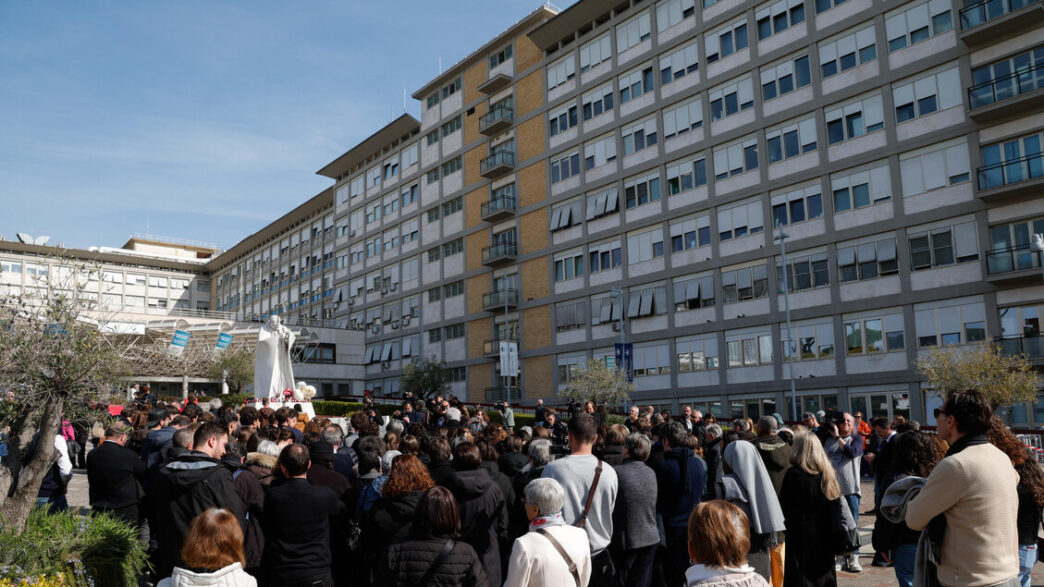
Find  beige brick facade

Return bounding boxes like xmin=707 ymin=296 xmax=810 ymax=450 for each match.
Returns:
xmin=522 ymin=306 xmax=550 ymax=351
xmin=468 ymin=362 xmax=494 ymax=402
xmin=466 ymin=274 xmax=486 ymax=316
xmin=467 ymin=317 xmax=489 ymax=359
xmin=522 ymin=355 xmax=552 ymax=400
xmin=519 ymin=208 xmax=547 ymax=254
xmin=464 ymin=144 xmax=485 ymax=189
xmin=518 ymin=163 xmax=546 ymax=208
xmin=515 ymin=70 xmax=543 ymax=118
xmin=465 ymin=231 xmax=487 ymax=273
xmin=514 ymin=34 xmax=541 ymax=73
xmin=516 ymin=116 xmax=544 ymax=163
xmin=519 ymin=257 xmax=549 ymax=301
xmin=464 ymin=186 xmax=486 ymax=228
xmin=463 ymin=60 xmax=485 ymax=107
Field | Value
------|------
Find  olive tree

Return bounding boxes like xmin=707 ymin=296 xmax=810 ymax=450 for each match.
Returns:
xmin=916 ymin=341 xmax=1039 ymax=407
xmin=559 ymin=359 xmax=634 ymax=409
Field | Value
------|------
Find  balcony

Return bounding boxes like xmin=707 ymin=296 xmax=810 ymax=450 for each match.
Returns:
xmin=986 ymin=245 xmax=1043 ymax=283
xmin=968 ymin=63 xmax=1044 ymax=122
xmin=479 ymin=150 xmax=515 ymax=179
xmin=483 ymin=337 xmax=519 ymax=357
xmin=479 ymin=105 xmax=514 ymax=136
xmin=976 ymin=152 xmax=1044 ymax=201
xmin=480 ymin=194 xmax=517 ymax=222
xmin=959 ymin=0 xmax=1044 ymax=45
xmin=482 ymin=289 xmax=519 ymax=311
xmin=477 ymin=73 xmax=513 ymax=95
xmin=481 ymin=241 xmax=518 ymax=266
xmin=999 ymin=335 xmax=1044 ymax=360
xmin=485 ymin=386 xmax=522 ymax=401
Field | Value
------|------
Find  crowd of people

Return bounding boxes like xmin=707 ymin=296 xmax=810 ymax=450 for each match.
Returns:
xmin=36 ymin=388 xmax=1042 ymax=587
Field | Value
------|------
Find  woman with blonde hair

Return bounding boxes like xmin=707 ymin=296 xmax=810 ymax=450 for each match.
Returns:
xmin=779 ymin=431 xmax=840 ymax=587
xmin=158 ymin=508 xmax=256 ymax=586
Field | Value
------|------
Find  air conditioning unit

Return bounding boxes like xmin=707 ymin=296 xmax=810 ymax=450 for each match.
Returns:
xmin=402 ymin=315 xmax=412 ymax=326
xmin=389 ymin=283 xmax=398 ymax=292
xmin=391 ymin=320 xmax=400 ymax=330
xmin=347 ymin=297 xmax=356 ymax=306
xmin=611 ymin=322 xmax=621 ymax=332
xmin=371 ymin=323 xmax=381 ymax=334
xmin=381 ymin=361 xmax=391 ymax=370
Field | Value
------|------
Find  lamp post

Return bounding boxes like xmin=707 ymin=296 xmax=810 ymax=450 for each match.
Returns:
xmin=775 ymin=224 xmax=798 ymax=423
xmin=504 ymin=281 xmax=512 ymax=403
xmin=610 ymin=286 xmax=627 ymax=413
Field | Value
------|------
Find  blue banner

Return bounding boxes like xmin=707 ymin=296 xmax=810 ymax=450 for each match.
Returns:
xmin=168 ymin=329 xmax=191 ymax=356
xmin=214 ymin=332 xmax=234 ymax=353
xmin=614 ymin=343 xmax=634 ymax=382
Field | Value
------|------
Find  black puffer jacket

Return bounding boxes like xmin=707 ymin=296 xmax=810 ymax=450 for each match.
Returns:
xmin=450 ymin=468 xmax=507 ymax=582
xmin=384 ymin=537 xmax=490 ymax=586
xmin=363 ymin=489 xmax=425 ymax=558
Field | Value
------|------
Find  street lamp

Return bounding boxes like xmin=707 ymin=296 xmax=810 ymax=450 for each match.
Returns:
xmin=775 ymin=224 xmax=798 ymax=423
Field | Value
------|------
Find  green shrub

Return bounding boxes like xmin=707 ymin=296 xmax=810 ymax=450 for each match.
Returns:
xmin=484 ymin=410 xmax=536 ymax=428
xmin=605 ymin=414 xmax=626 ymax=426
xmin=0 ymin=508 xmax=148 ymax=586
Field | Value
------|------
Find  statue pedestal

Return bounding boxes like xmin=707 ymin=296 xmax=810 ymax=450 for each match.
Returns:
xmin=254 ymin=400 xmax=316 ymax=420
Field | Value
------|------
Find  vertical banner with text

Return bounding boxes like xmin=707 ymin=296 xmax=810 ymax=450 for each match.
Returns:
xmin=168 ymin=329 xmax=191 ymax=356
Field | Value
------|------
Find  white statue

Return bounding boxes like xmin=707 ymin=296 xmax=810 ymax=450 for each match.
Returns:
xmin=255 ymin=315 xmax=296 ymax=400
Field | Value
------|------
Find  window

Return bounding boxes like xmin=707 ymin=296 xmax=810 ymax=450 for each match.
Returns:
xmin=427 ymin=327 xmax=443 ymax=343
xmin=885 ymin=0 xmax=953 ymax=52
xmin=426 ymin=130 xmax=440 ymax=146
xmin=909 ymin=220 xmax=978 ymax=270
xmin=547 ymin=55 xmax=576 ymax=90
xmin=778 ymin=250 xmax=829 ymax=292
xmin=627 ymin=227 xmax=665 ymax=263
xmin=662 ymin=97 xmax=703 ymax=139
xmin=632 ymin=343 xmax=671 ymax=376
xmin=551 ymin=151 xmax=582 ymax=183
xmin=440 ymin=116 xmax=461 ymax=138
xmin=556 ymin=300 xmax=587 ymax=331
xmin=444 ymin=323 xmax=465 ymax=339
xmin=819 ymin=26 xmax=877 ymax=78
xmin=893 ymin=66 xmax=961 ymax=123
xmin=899 ymin=138 xmax=971 ymax=197
xmin=970 ymin=45 xmax=1044 ymax=109
xmin=710 ymin=76 xmax=755 ymax=120
xmin=383 ymin=156 xmax=399 ymax=179
xmin=658 ymin=0 xmax=697 ymax=30
xmin=584 ymin=134 xmax=617 ymax=170
xmin=766 ymin=117 xmax=818 ymax=163
xmin=616 ymin=11 xmax=652 ymax=52
xmin=551 ymin=199 xmax=582 ymax=232
xmin=761 ymin=54 xmax=812 ymax=101
xmin=673 ymin=273 xmax=715 ymax=310
xmin=582 ymin=84 xmax=614 ymax=120
xmin=622 ymin=118 xmax=658 ymax=155
xmin=781 ymin=320 xmax=835 ymax=360
xmin=366 ymin=236 xmax=382 ymax=258
xmin=826 ymin=94 xmax=885 ymax=144
xmin=401 ymin=184 xmax=418 ymax=207
xmin=554 ymin=251 xmax=585 ymax=281
xmin=677 ymin=334 xmax=719 ymax=371
xmin=489 ymin=44 xmax=512 ymax=69
xmin=585 ymin=187 xmax=620 ymax=220
xmin=979 ymin=131 xmax=1044 ymax=190
xmin=831 ymin=163 xmax=891 ymax=212
xmin=591 ymin=292 xmax=624 ymax=326
xmin=441 ymin=156 xmax=462 ymax=176
xmin=838 ymin=237 xmax=899 ymax=281
xmin=442 ymin=238 xmax=464 ymax=257
xmin=660 ymin=41 xmax=699 ymax=85
xmin=441 ymin=197 xmax=463 ymax=216
xmin=619 ymin=65 xmax=655 ymax=103
xmin=127 ymin=274 xmax=147 ymax=286
xmin=627 ymin=283 xmax=668 ymax=319
xmin=914 ymin=300 xmax=986 ymax=347
xmin=589 ymin=240 xmax=623 ymax=272
xmin=666 ymin=156 xmax=708 ymax=195
xmin=401 ymin=144 xmax=418 ymax=170
xmin=712 ymin=136 xmax=759 ymax=180
xmin=671 ymin=214 xmax=712 ymax=252
xmin=1000 ymin=303 xmax=1044 ymax=341
xmin=366 ymin=202 xmax=382 ymax=224
xmin=148 ymin=276 xmax=168 ymax=288
xmin=382 ymin=228 xmax=399 ymax=251
xmin=756 ymin=0 xmax=806 ymax=41
xmin=401 ymin=218 xmax=419 ymax=244
xmin=549 ymin=103 xmax=579 ymax=136
xmin=349 ymin=177 xmax=364 ymax=201
xmin=426 ymin=207 xmax=441 ymax=223
xmin=366 ymin=165 xmax=381 ymax=188
xmin=706 ymin=18 xmax=749 ymax=63
xmin=350 ymin=246 xmax=365 ymax=265
xmin=427 ymin=247 xmax=441 ymax=263
xmin=624 ymin=172 xmax=661 ymax=209
xmin=771 ymin=183 xmax=823 ymax=226
xmin=989 ymin=217 xmax=1044 ymax=274
xmin=815 ymin=0 xmax=849 ymax=14
xmin=722 ymin=264 xmax=769 ymax=302
xmin=427 ymin=287 xmax=441 ymax=302
xmin=383 ymin=194 xmax=399 ymax=216
xmin=719 ymin=199 xmax=765 ymax=241
xmin=580 ymin=33 xmax=613 ymax=73
xmin=443 ymin=280 xmax=464 ymax=297
xmin=726 ymin=331 xmax=774 ymax=366
xmin=426 ymin=167 xmax=440 ymax=184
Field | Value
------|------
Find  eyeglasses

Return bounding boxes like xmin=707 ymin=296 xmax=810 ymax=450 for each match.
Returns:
xmin=933 ymin=408 xmax=947 ymax=419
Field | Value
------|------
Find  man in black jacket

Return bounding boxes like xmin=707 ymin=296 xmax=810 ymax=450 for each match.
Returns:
xmin=263 ymin=443 xmax=347 ymax=587
xmin=150 ymin=422 xmax=246 ymax=578
xmin=86 ymin=422 xmax=146 ymax=527
xmin=449 ymin=442 xmax=507 ymax=582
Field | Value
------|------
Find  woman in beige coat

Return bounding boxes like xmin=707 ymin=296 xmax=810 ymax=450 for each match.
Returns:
xmin=503 ymin=477 xmax=591 ymax=587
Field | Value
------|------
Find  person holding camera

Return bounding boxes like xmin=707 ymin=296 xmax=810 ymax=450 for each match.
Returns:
xmin=499 ymin=401 xmax=515 ymax=432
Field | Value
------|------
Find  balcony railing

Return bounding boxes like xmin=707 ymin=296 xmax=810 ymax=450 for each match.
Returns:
xmin=481 ymin=241 xmax=518 ymax=265
xmin=960 ymin=0 xmax=1042 ymax=29
xmin=483 ymin=337 xmax=519 ymax=356
xmin=986 ymin=244 xmax=1042 ymax=275
xmin=485 ymin=386 xmax=522 ymax=401
xmin=969 ymin=63 xmax=1044 ymax=109
xmin=977 ymin=152 xmax=1044 ymax=191
xmin=999 ymin=335 xmax=1044 ymax=359
xmin=480 ymin=150 xmax=516 ymax=179
xmin=482 ymin=289 xmax=519 ymax=311
xmin=479 ymin=105 xmax=514 ymax=135
xmin=480 ymin=195 xmax=517 ymax=221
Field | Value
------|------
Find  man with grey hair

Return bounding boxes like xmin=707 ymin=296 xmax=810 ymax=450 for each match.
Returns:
xmin=611 ymin=433 xmax=659 ymax=587
xmin=703 ymin=423 xmax=724 ymax=499
xmin=504 ymin=477 xmax=592 ymax=587
xmin=753 ymin=415 xmax=792 ymax=495
xmin=824 ymin=411 xmax=863 ymax=573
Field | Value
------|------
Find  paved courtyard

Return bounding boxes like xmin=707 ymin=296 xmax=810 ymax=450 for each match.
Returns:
xmin=65 ymin=470 xmax=1042 ymax=586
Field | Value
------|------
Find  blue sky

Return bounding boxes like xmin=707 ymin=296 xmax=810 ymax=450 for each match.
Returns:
xmin=0 ymin=1 xmax=573 ymax=251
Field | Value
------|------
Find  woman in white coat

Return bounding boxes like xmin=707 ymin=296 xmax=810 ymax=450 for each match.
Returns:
xmin=503 ymin=477 xmax=592 ymax=587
